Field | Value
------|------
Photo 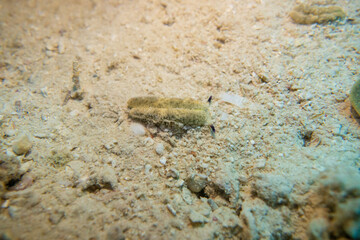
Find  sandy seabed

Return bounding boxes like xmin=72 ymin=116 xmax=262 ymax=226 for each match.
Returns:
xmin=0 ymin=0 xmax=359 ymax=239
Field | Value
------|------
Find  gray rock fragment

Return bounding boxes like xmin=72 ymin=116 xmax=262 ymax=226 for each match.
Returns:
xmin=197 ymin=201 xmax=212 ymax=217
xmin=167 ymin=168 xmax=179 ymax=179
xmin=181 ymin=187 xmax=194 ymax=205
xmin=144 ymin=164 xmax=152 ymax=174
xmin=186 ymin=173 xmax=207 ymax=193
xmin=167 ymin=204 xmax=177 ymax=216
xmin=207 ymin=199 xmax=219 ymax=211
xmin=170 ymin=219 xmax=185 ymax=230
xmin=155 ymin=143 xmax=165 ymax=155
xmin=189 ymin=210 xmax=209 ymax=224
xmin=174 ymin=179 xmax=184 ymax=188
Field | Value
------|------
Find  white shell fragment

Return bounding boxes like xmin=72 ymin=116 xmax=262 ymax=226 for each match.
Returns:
xmin=220 ymin=92 xmax=248 ymax=108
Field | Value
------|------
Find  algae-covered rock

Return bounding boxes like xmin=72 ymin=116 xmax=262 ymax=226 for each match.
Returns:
xmin=350 ymin=79 xmax=360 ymax=116
xmin=47 ymin=148 xmax=72 ymax=168
xmin=290 ymin=4 xmax=346 ymax=25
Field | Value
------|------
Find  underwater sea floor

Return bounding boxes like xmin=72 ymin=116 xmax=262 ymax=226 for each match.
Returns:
xmin=0 ymin=0 xmax=359 ymax=239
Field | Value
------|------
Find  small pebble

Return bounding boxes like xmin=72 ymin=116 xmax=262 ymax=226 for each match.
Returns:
xmin=186 ymin=173 xmax=207 ymax=193
xmin=160 ymin=157 xmax=167 ymax=165
xmin=174 ymin=179 xmax=184 ymax=188
xmin=167 ymin=168 xmax=179 ymax=179
xmin=207 ymin=199 xmax=219 ymax=211
xmin=155 ymin=143 xmax=165 ymax=155
xmin=144 ymin=164 xmax=152 ymax=174
xmin=189 ymin=210 xmax=209 ymax=224
xmin=167 ymin=204 xmax=177 ymax=216
xmin=40 ymin=87 xmax=48 ymax=97
xmin=20 ymin=161 xmax=33 ymax=175
xmin=12 ymin=135 xmax=32 ymax=155
xmin=255 ymin=159 xmax=266 ymax=169
xmin=130 ymin=123 xmax=146 ymax=136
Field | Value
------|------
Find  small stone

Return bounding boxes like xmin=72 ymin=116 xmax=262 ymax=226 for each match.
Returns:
xmin=198 ymin=201 xmax=212 ymax=217
xmin=238 ymin=174 xmax=248 ymax=184
xmin=40 ymin=87 xmax=48 ymax=97
xmin=170 ymin=219 xmax=184 ymax=230
xmin=144 ymin=164 xmax=152 ymax=174
xmin=255 ymin=159 xmax=266 ymax=169
xmin=207 ymin=199 xmax=219 ymax=211
xmin=19 ymin=161 xmax=33 ymax=175
xmin=10 ymin=173 xmax=34 ymax=191
xmin=181 ymin=187 xmax=194 ymax=205
xmin=174 ymin=179 xmax=184 ymax=188
xmin=189 ymin=210 xmax=209 ymax=224
xmin=12 ymin=135 xmax=32 ymax=155
xmin=167 ymin=168 xmax=179 ymax=179
xmin=155 ymin=143 xmax=165 ymax=155
xmin=167 ymin=204 xmax=177 ymax=216
xmin=159 ymin=157 xmax=167 ymax=165
xmin=186 ymin=173 xmax=207 ymax=193
xmin=136 ymin=192 xmax=146 ymax=200
xmin=130 ymin=123 xmax=146 ymax=136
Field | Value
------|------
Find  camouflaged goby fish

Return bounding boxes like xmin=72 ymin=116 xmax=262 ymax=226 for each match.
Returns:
xmin=127 ymin=97 xmax=211 ymax=133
